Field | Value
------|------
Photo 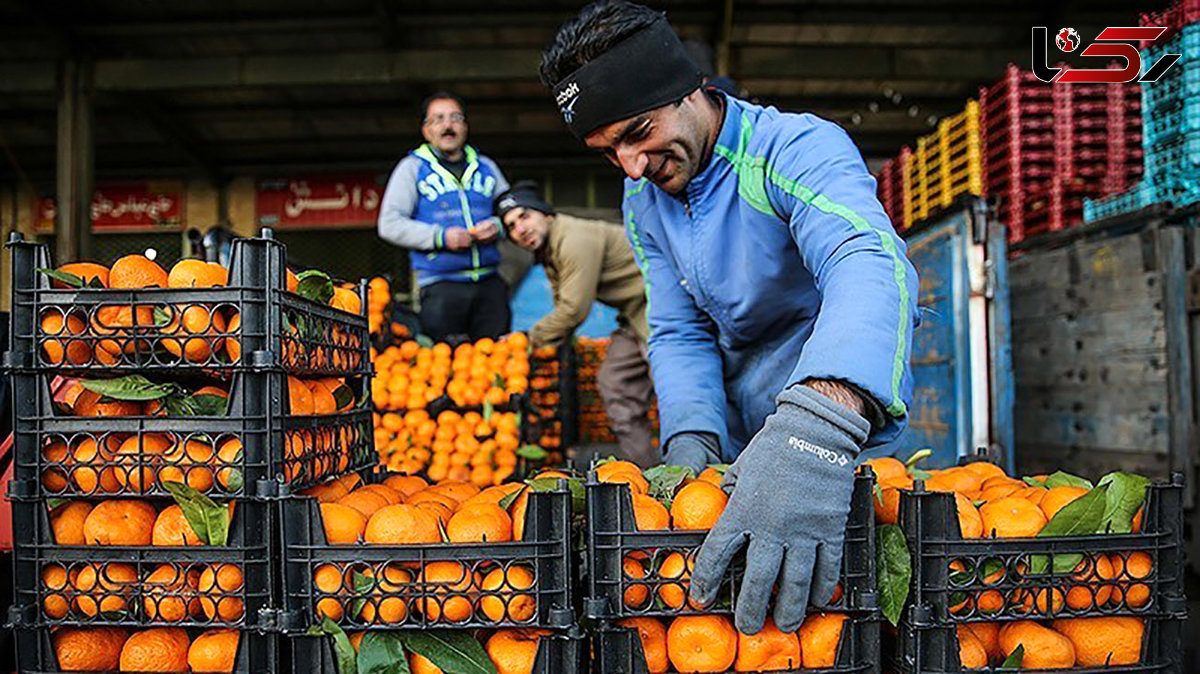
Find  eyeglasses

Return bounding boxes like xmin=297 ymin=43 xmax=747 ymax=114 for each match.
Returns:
xmin=424 ymin=113 xmax=465 ymax=126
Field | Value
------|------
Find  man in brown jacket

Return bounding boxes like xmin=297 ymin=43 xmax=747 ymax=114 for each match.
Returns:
xmin=495 ymin=181 xmax=657 ymax=467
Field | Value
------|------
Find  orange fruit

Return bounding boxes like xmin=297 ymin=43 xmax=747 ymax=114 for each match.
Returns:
xmin=957 ymin=625 xmax=988 ymax=668
xmin=357 ymin=564 xmax=412 ymax=625
xmin=308 ymin=379 xmax=339 ymax=415
xmin=977 ymin=482 xmax=1024 ymax=502
xmin=864 ymin=456 xmax=907 ymax=483
xmin=109 ymin=254 xmax=168 ymax=288
xmin=670 ymin=481 xmax=728 ymax=530
xmin=39 ymin=310 xmax=91 ymax=365
xmin=961 ymin=461 xmax=1007 ymax=481
xmin=159 ymin=438 xmax=216 ymax=492
xmin=1110 ymin=551 xmax=1152 ymax=608
xmin=596 ymin=460 xmax=649 ymax=495
xmin=696 ymin=466 xmax=725 ymax=486
xmin=657 ymin=552 xmax=697 ymax=610
xmin=979 ymin=497 xmax=1047 ymax=538
xmin=161 ymin=305 xmax=228 ymax=363
xmin=955 ymin=492 xmax=984 ymax=539
xmin=622 ymin=555 xmax=650 ymax=609
xmin=198 ymin=564 xmax=245 ymax=621
xmin=143 ymin=563 xmax=201 ymax=622
xmin=112 ymin=433 xmax=173 ymax=493
xmin=41 ymin=564 xmax=72 ymax=619
xmin=73 ymin=562 xmax=137 ymax=616
xmin=485 ymin=628 xmax=551 ymax=674
xmin=406 ymin=489 xmax=459 ymax=511
xmin=619 ymin=617 xmax=669 ymax=673
xmin=152 ymin=505 xmax=204 ymax=546
xmin=964 ymin=621 xmax=1002 ymax=661
xmin=735 ymin=617 xmax=801 ymax=671
xmin=1040 ymin=486 xmax=1090 ymax=520
xmin=168 ymin=259 xmax=227 ymax=288
xmin=337 ymin=489 xmax=390 ymax=519
xmin=999 ymin=621 xmax=1075 ymax=669
xmin=410 ymin=653 xmax=444 ymax=673
xmin=480 ymin=565 xmax=536 ymax=622
xmin=83 ymin=499 xmax=156 ymax=545
xmin=321 ymin=503 xmax=367 ymax=544
xmin=1052 ymin=616 xmax=1143 ymax=666
xmin=427 ymin=480 xmax=481 ymax=504
xmin=924 ymin=467 xmax=982 ymax=494
xmin=54 ymin=627 xmax=128 ymax=671
xmin=632 ymin=494 xmax=670 ymax=531
xmin=364 ymin=504 xmax=440 ymax=544
xmin=874 ymin=487 xmax=901 ymax=525
xmin=1066 ymin=554 xmax=1115 ymax=610
xmin=383 ymin=474 xmax=429 ymax=499
xmin=313 ymin=563 xmax=346 ymax=621
xmin=667 ymin=615 xmax=737 ymax=673
xmin=799 ymin=612 xmax=848 ymax=668
xmin=224 ymin=311 xmax=242 ymax=362
xmin=119 ymin=627 xmax=190 ymax=672
xmin=417 ymin=562 xmax=474 ymax=622
xmin=54 ymin=262 xmax=109 ymax=288
xmin=188 ymin=629 xmax=240 ymax=673
xmin=330 ymin=287 xmax=362 ymax=315
xmin=358 ymin=484 xmax=403 ymax=505
xmin=50 ymin=500 xmax=93 ymax=545
xmin=447 ymin=503 xmax=513 ymax=543
xmin=71 ymin=389 xmax=143 ymax=418
xmin=1014 ymin=485 xmax=1049 ymax=505
xmin=287 ymin=268 xmax=299 ymax=292
xmin=288 ymin=375 xmax=315 ymax=416
xmin=460 ymin=483 xmax=526 ymax=509
xmin=510 ymin=490 xmax=531 ymax=541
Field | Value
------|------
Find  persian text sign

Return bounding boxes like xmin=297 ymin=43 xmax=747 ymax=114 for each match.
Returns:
xmin=34 ymin=183 xmax=185 ymax=233
xmin=256 ymin=175 xmax=384 ymax=229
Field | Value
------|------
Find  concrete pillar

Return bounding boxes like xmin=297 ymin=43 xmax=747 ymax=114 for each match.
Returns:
xmin=55 ymin=58 xmax=94 ymax=263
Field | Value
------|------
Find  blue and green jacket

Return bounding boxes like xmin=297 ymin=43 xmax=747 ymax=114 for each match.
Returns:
xmin=623 ymin=93 xmax=919 ymax=459
xmin=378 ymin=143 xmax=509 ymax=286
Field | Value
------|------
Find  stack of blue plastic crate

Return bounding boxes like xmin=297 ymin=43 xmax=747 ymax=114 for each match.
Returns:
xmin=1084 ymin=22 xmax=1200 ymax=222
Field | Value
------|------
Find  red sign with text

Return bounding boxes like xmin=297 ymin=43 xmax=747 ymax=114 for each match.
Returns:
xmin=256 ymin=175 xmax=385 ymax=229
xmin=34 ymin=183 xmax=185 ymax=233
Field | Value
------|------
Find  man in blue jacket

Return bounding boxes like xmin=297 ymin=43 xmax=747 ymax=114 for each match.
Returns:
xmin=541 ymin=1 xmax=919 ymax=635
xmin=377 ymin=92 xmax=511 ymax=341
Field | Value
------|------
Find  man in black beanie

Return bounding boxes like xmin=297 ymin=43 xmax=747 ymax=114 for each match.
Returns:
xmin=495 ymin=181 xmax=657 ymax=467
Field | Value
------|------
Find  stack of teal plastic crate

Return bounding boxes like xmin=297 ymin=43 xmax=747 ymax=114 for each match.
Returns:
xmin=1085 ymin=21 xmax=1200 ymax=222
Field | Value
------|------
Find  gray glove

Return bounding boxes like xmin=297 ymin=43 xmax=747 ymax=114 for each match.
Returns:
xmin=689 ymin=385 xmax=868 ymax=634
xmin=663 ymin=431 xmax=721 ymax=474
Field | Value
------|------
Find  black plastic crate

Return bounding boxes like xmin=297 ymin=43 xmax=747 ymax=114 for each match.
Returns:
xmin=7 ymin=232 xmax=369 ymax=379
xmin=898 ymin=475 xmax=1185 ymax=624
xmin=287 ymin=626 xmax=585 ymax=674
xmin=594 ymin=613 xmax=880 ymax=674
xmin=278 ymin=477 xmax=575 ymax=633
xmin=9 ymin=499 xmax=273 ymax=630
xmin=584 ymin=471 xmax=877 ymax=620
xmin=891 ymin=474 xmax=1187 ymax=672
xmin=8 ymin=371 xmax=375 ymax=501
xmin=14 ymin=626 xmax=276 ymax=673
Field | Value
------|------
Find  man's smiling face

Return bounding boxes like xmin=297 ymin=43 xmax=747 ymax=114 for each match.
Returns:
xmin=422 ymin=98 xmax=468 ymax=156
xmin=584 ymin=88 xmax=712 ymax=195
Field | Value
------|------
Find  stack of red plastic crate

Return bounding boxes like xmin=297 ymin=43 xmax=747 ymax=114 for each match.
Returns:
xmin=979 ymin=64 xmax=1142 ymax=244
xmin=875 ymin=147 xmax=912 ymax=231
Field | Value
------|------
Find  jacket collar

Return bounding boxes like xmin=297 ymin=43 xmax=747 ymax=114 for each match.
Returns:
xmin=682 ymin=91 xmax=739 ymax=197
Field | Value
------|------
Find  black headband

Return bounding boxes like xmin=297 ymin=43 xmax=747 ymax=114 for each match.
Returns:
xmin=552 ymin=18 xmax=703 ymax=140
xmin=495 ymin=181 xmax=555 ymax=221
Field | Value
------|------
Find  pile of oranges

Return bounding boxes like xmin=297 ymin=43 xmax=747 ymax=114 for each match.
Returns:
xmin=617 ymin=612 xmax=849 ymax=672
xmin=52 ymin=625 xmax=241 ymax=673
xmin=345 ymin=627 xmax=556 ymax=674
xmin=956 ymin=617 xmax=1146 ymax=669
xmin=299 ymin=471 xmax=565 ymax=627
xmin=373 ymin=408 xmax=521 ymax=484
xmin=41 ymin=499 xmax=244 ymax=624
xmin=370 ymin=334 xmax=530 ymax=412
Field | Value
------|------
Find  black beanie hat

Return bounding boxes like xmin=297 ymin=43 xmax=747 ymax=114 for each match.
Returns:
xmin=494 ymin=180 xmax=555 ymax=221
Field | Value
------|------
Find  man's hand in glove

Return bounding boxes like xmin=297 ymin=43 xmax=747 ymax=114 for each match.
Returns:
xmin=663 ymin=431 xmax=721 ymax=475
xmin=688 ymin=382 xmax=869 ymax=634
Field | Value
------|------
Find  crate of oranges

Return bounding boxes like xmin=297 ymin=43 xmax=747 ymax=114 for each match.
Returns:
xmin=279 ymin=470 xmax=576 ymax=633
xmin=584 ymin=460 xmax=878 ymax=620
xmin=594 ymin=611 xmax=880 ymax=673
xmin=18 ymin=624 xmax=278 ymax=673
xmin=290 ymin=624 xmax=585 ymax=674
xmin=524 ymin=341 xmax=577 ymax=450
xmin=869 ymin=452 xmax=1186 ymax=672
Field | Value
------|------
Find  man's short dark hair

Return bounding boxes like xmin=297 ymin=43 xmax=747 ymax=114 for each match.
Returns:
xmin=539 ymin=0 xmax=663 ymax=87
xmin=420 ymin=91 xmax=466 ymax=123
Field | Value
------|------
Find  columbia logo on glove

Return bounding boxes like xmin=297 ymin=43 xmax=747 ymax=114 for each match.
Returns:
xmin=788 ymin=436 xmax=849 ymax=466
